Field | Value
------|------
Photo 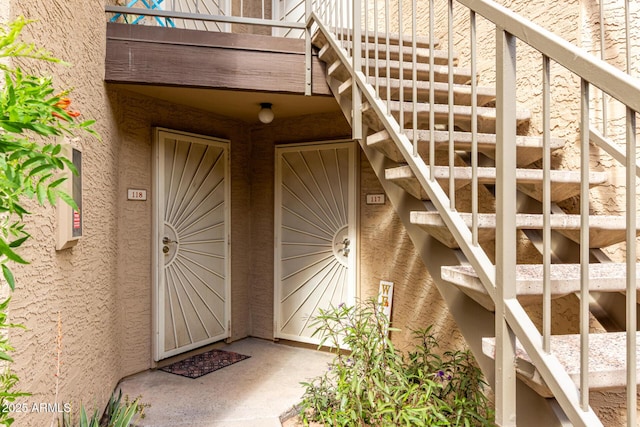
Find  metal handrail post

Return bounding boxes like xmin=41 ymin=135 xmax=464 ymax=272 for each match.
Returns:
xmin=352 ymin=0 xmax=362 ymax=140
xmin=495 ymin=27 xmax=517 ymax=426
xmin=305 ymin=0 xmax=312 ymax=96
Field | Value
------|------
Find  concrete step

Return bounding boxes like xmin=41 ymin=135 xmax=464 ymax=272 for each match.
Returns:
xmin=339 ymin=77 xmax=496 ymax=107
xmin=386 ymin=165 xmax=607 ymax=203
xmin=367 ymin=129 xmax=565 ymax=167
xmin=410 ymin=211 xmax=640 ymax=249
xmin=362 ymin=101 xmax=530 ymax=134
xmin=441 ymin=263 xmax=640 ymax=310
xmin=482 ymin=332 xmax=640 ymax=397
xmin=363 ymin=58 xmax=472 ymax=85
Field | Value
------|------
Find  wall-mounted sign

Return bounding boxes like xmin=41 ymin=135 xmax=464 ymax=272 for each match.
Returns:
xmin=366 ymin=193 xmax=386 ymax=205
xmin=56 ymin=144 xmax=82 ymax=250
xmin=127 ymin=189 xmax=147 ymax=201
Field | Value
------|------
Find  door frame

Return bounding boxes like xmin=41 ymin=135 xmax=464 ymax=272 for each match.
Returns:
xmin=273 ymin=139 xmax=359 ymax=345
xmin=152 ymin=127 xmax=231 ymax=362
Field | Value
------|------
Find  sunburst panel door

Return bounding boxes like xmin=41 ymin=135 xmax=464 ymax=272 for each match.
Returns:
xmin=154 ymin=129 xmax=230 ymax=361
xmin=275 ymin=141 xmax=357 ymax=345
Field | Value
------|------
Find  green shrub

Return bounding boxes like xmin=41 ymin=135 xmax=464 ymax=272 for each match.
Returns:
xmin=59 ymin=390 xmax=146 ymax=427
xmin=299 ymin=300 xmax=495 ymax=426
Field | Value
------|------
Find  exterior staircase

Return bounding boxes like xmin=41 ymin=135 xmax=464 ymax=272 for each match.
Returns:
xmin=311 ymin=17 xmax=639 ymax=427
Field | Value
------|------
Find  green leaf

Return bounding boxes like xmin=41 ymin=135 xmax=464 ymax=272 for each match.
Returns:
xmin=28 ymin=163 xmax=54 ymax=177
xmin=36 ymin=181 xmax=47 ymax=205
xmin=0 ymin=122 xmax=22 ymax=133
xmin=0 ymin=238 xmax=28 ymax=264
xmin=57 ymin=190 xmax=77 ymax=210
xmin=1 ymin=265 xmax=14 ymax=291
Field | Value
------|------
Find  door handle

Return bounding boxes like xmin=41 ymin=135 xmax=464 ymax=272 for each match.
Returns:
xmin=163 ymin=236 xmax=178 ymax=245
xmin=336 ymin=238 xmax=350 ymax=257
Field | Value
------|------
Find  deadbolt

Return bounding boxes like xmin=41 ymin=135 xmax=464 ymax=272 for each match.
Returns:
xmin=162 ymin=245 xmax=170 ymax=254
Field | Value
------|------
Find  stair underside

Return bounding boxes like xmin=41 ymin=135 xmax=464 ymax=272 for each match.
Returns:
xmin=410 ymin=211 xmax=640 ymax=249
xmin=442 ymin=263 xmax=640 ymax=309
xmin=386 ymin=165 xmax=607 ymax=203
xmin=482 ymin=333 xmax=640 ymax=397
xmin=367 ymin=129 xmax=564 ymax=166
xmin=362 ymin=101 xmax=530 ymax=134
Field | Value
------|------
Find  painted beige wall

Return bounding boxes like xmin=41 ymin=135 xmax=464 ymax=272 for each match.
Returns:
xmin=110 ymin=87 xmax=255 ymax=374
xmin=6 ymin=1 xmax=121 ymax=425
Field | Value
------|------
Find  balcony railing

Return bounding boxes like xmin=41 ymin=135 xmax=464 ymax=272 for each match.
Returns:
xmin=105 ymin=0 xmax=308 ymax=37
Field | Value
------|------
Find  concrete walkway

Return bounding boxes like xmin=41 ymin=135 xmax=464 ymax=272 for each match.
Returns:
xmin=117 ymin=338 xmax=333 ymax=427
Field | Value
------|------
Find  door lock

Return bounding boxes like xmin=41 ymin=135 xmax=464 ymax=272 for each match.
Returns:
xmin=336 ymin=237 xmax=350 ymax=257
xmin=162 ymin=245 xmax=170 ymax=254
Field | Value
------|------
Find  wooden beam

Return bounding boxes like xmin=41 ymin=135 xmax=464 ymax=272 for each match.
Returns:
xmin=105 ymin=23 xmax=332 ymax=96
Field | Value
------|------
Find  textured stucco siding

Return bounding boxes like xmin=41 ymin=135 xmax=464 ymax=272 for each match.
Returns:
xmin=110 ymin=88 xmax=253 ymax=374
xmin=7 ymin=1 xmax=121 ymax=425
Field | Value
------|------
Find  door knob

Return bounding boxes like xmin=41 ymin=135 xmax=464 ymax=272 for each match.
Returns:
xmin=163 ymin=236 xmax=178 ymax=245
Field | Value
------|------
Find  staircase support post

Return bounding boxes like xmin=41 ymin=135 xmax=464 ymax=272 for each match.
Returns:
xmin=495 ymin=28 xmax=518 ymax=427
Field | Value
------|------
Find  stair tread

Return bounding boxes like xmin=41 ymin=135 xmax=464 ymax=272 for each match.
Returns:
xmin=367 ymin=129 xmax=564 ymax=166
xmin=386 ymin=165 xmax=607 ymax=202
xmin=340 ymin=77 xmax=496 ymax=107
xmin=364 ymin=58 xmax=473 ymax=84
xmin=482 ymin=332 xmax=640 ymax=392
xmin=412 ymin=211 xmax=636 ymax=229
xmin=362 ymin=100 xmax=530 ymax=134
xmin=442 ymin=263 xmax=640 ymax=299
xmin=411 ymin=211 xmax=640 ymax=248
xmin=387 ymin=164 xmax=606 ymax=184
xmin=336 ymin=31 xmax=438 ymax=49
xmin=366 ymin=78 xmax=496 ymax=106
xmin=361 ymin=44 xmax=455 ymax=66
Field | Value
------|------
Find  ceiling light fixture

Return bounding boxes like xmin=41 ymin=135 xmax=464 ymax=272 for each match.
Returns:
xmin=258 ymin=102 xmax=274 ymax=124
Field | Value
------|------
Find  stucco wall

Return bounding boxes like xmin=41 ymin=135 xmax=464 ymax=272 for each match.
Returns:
xmin=6 ymin=1 xmax=121 ymax=425
xmin=110 ymin=87 xmax=253 ymax=375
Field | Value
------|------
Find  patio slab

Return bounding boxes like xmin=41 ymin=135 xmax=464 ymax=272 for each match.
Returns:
xmin=117 ymin=338 xmax=334 ymax=427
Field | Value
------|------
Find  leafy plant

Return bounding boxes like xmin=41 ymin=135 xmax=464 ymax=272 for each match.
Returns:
xmin=59 ymin=390 xmax=146 ymax=427
xmin=299 ymin=300 xmax=495 ymax=426
xmin=0 ymin=16 xmax=98 ymax=426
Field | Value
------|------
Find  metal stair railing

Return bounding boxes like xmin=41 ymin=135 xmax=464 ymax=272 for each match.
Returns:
xmin=307 ymin=0 xmax=640 ymax=426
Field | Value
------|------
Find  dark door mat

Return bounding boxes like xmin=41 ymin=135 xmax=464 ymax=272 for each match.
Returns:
xmin=159 ymin=349 xmax=250 ymax=379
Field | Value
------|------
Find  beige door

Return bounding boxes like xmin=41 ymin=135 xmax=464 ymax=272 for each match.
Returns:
xmin=274 ymin=141 xmax=357 ymax=345
xmin=153 ymin=129 xmax=230 ymax=361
